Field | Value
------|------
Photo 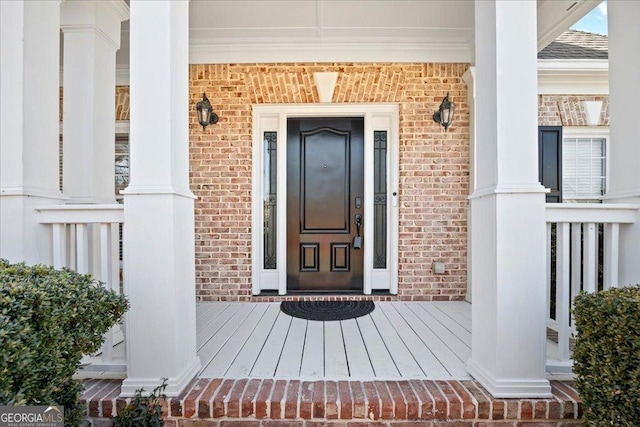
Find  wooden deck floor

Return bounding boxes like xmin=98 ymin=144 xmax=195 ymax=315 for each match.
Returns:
xmin=196 ymin=301 xmax=473 ymax=381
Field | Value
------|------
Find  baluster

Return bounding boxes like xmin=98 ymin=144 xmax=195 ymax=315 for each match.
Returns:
xmin=99 ymin=223 xmax=112 ymax=288
xmin=583 ymin=222 xmax=597 ymax=294
xmin=99 ymin=223 xmax=114 ymax=362
xmin=76 ymin=224 xmax=89 ymax=274
xmin=570 ymin=223 xmax=581 ymax=328
xmin=546 ymin=222 xmax=552 ymax=323
xmin=111 ymin=223 xmax=125 ymax=346
xmin=69 ymin=225 xmax=77 ymax=271
xmin=52 ymin=224 xmax=67 ymax=269
xmin=603 ymin=223 xmax=620 ymax=289
xmin=110 ymin=223 xmax=120 ymax=294
xmin=556 ymin=222 xmax=571 ymax=362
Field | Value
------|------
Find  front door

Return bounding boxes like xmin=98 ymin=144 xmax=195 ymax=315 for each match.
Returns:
xmin=287 ymin=118 xmax=364 ymax=292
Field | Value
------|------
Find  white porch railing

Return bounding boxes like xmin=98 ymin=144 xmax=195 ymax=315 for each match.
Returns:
xmin=37 ymin=204 xmax=126 ymax=373
xmin=544 ymin=203 xmax=638 ymax=373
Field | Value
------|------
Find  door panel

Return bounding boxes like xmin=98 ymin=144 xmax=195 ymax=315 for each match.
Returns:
xmin=301 ymin=131 xmax=349 ymax=231
xmin=287 ymin=118 xmax=364 ymax=291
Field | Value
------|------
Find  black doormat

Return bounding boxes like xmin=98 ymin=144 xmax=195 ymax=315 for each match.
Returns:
xmin=280 ymin=300 xmax=375 ymax=321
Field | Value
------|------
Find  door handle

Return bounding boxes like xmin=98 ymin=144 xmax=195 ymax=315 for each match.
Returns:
xmin=353 ymin=214 xmax=362 ymax=250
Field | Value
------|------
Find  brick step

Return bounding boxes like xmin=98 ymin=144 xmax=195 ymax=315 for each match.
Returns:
xmin=82 ymin=379 xmax=582 ymax=426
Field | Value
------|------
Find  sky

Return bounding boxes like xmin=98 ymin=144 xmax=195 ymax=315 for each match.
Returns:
xmin=571 ymin=1 xmax=608 ymax=35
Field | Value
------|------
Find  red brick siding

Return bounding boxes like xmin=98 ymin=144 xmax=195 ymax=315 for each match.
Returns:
xmin=538 ymin=95 xmax=609 ymax=126
xmin=82 ymin=378 xmax=583 ymax=425
xmin=188 ymin=63 xmax=470 ymax=301
xmin=115 ymin=86 xmax=130 ymax=121
xmin=65 ymin=64 xmax=470 ymax=301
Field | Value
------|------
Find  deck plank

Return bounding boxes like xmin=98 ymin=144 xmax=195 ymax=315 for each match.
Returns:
xmin=356 ymin=315 xmax=400 ymax=378
xmin=200 ymin=303 xmax=270 ymax=377
xmin=432 ymin=302 xmax=472 ymax=332
xmin=249 ymin=312 xmax=292 ymax=377
xmin=416 ymin=303 xmax=471 ymax=345
xmin=434 ymin=301 xmax=472 ymax=320
xmin=368 ymin=305 xmax=425 ymax=378
xmin=324 ymin=321 xmax=349 ymax=378
xmin=406 ymin=303 xmax=470 ymax=360
xmin=275 ymin=317 xmax=307 ymax=377
xmin=196 ymin=303 xmax=216 ymax=320
xmin=391 ymin=303 xmax=469 ymax=378
xmin=197 ymin=304 xmax=256 ymax=374
xmin=377 ymin=303 xmax=451 ymax=379
xmin=223 ymin=303 xmax=281 ymax=377
xmin=193 ymin=301 xmax=476 ymax=381
xmin=300 ymin=321 xmax=324 ymax=377
xmin=196 ymin=303 xmax=243 ymax=348
xmin=341 ymin=319 xmax=375 ymax=378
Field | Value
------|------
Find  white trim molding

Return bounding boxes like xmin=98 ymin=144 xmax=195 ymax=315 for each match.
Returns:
xmin=537 ymin=59 xmax=609 ymax=95
xmin=190 ymin=39 xmax=472 ymax=65
xmin=121 ymin=358 xmax=201 ymax=398
xmin=251 ymin=104 xmax=400 ymax=296
xmin=467 ymin=359 xmax=553 ymax=398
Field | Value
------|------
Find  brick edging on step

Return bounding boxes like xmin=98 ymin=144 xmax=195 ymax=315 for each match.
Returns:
xmin=81 ymin=379 xmax=582 ymax=425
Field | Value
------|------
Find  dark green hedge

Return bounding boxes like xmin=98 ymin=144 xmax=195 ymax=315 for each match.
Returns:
xmin=573 ymin=285 xmax=640 ymax=426
xmin=0 ymin=260 xmax=128 ymax=426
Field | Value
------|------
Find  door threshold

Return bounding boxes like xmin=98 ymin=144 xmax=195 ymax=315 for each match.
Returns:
xmin=256 ymin=290 xmax=393 ymax=297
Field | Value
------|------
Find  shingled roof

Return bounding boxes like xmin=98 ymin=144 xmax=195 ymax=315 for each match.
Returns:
xmin=538 ymin=29 xmax=608 ymax=59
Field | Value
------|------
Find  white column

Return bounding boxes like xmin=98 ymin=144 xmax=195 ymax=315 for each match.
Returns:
xmin=462 ymin=67 xmax=476 ymax=303
xmin=61 ymin=0 xmax=128 ymax=204
xmin=467 ymin=0 xmax=551 ymax=398
xmin=121 ymin=0 xmax=200 ymax=397
xmin=0 ymin=0 xmax=64 ymax=265
xmin=605 ymin=0 xmax=640 ymax=286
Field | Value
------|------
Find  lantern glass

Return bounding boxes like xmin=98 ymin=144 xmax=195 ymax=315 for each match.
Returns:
xmin=433 ymin=93 xmax=455 ymax=130
xmin=196 ymin=93 xmax=214 ymax=130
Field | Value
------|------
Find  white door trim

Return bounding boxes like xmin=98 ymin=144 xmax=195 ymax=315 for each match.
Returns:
xmin=251 ymin=103 xmax=399 ymax=295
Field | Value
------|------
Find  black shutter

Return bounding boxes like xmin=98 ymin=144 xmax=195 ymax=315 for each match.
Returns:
xmin=538 ymin=126 xmax=562 ymax=203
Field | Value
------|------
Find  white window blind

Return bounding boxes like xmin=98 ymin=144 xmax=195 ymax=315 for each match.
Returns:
xmin=562 ymin=137 xmax=606 ymax=200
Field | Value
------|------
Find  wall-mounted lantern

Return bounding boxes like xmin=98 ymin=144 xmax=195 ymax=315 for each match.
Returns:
xmin=196 ymin=93 xmax=219 ymax=130
xmin=433 ymin=92 xmax=455 ymax=131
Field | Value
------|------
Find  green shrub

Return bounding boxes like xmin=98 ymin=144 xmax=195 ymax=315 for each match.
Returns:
xmin=113 ymin=379 xmax=167 ymax=427
xmin=0 ymin=260 xmax=129 ymax=426
xmin=573 ymin=285 xmax=640 ymax=426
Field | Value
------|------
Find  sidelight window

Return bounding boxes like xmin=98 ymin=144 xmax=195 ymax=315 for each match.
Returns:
xmin=373 ymin=131 xmax=387 ymax=269
xmin=263 ymin=131 xmax=278 ymax=269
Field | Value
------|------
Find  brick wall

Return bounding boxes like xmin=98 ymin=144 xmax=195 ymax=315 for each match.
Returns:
xmin=115 ymin=86 xmax=130 ymax=121
xmin=538 ymin=95 xmax=609 ymax=126
xmin=188 ymin=63 xmax=470 ymax=301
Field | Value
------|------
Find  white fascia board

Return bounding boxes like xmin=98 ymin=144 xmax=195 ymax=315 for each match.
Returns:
xmin=188 ymin=27 xmax=473 ymax=64
xmin=537 ymin=59 xmax=609 ymax=95
xmin=190 ymin=40 xmax=471 ymax=64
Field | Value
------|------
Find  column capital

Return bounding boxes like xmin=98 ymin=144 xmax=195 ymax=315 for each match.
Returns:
xmin=61 ymin=0 xmax=129 ymax=50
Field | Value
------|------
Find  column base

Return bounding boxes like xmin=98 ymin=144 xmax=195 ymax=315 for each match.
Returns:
xmin=467 ymin=358 xmax=552 ymax=398
xmin=120 ymin=357 xmax=201 ymax=397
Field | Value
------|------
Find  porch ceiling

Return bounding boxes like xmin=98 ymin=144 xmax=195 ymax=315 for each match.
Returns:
xmin=114 ymin=0 xmax=601 ymax=66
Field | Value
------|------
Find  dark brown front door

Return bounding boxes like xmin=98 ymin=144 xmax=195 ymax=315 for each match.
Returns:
xmin=287 ymin=118 xmax=364 ymax=292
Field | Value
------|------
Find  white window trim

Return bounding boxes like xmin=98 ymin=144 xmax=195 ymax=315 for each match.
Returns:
xmin=562 ymin=126 xmax=610 ymax=201
xmin=251 ymin=104 xmax=400 ymax=296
